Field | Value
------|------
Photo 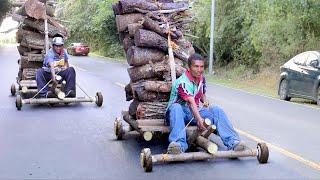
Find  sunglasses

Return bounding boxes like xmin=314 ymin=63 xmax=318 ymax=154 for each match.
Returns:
xmin=54 ymin=45 xmax=63 ymax=47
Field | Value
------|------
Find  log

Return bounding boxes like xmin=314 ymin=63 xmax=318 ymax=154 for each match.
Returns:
xmin=136 ymin=119 xmax=165 ymax=126
xmin=19 ymin=80 xmax=37 ymax=88
xmin=129 ymin=99 xmax=139 ymax=117
xmin=16 ymin=27 xmax=40 ymax=43
xmin=125 ymin=83 xmax=133 ymax=101
xmin=22 ymin=68 xmax=37 ymax=80
xmin=28 ymin=53 xmax=43 ymax=62
xmin=134 ymin=29 xmax=168 ymax=51
xmin=127 ymin=58 xmax=185 ymax=82
xmin=23 ymin=18 xmax=68 ymax=37
xmin=17 ymin=45 xmax=42 ymax=56
xmin=134 ymin=90 xmax=169 ymax=102
xmin=126 ymin=46 xmax=165 ymax=66
xmin=201 ymin=125 xmax=216 ymax=138
xmin=128 ymin=23 xmax=143 ymax=37
xmin=19 ymin=56 xmax=43 ymax=69
xmin=136 ymin=102 xmax=167 ymax=119
xmin=54 ymin=88 xmax=65 ymax=100
xmin=132 ymin=80 xmax=172 ymax=93
xmin=196 ymin=136 xmax=218 ymax=154
xmin=20 ymin=32 xmax=46 ymax=50
xmin=122 ymin=36 xmax=135 ymax=53
xmin=115 ymin=13 xmax=143 ymax=32
xmin=25 ymin=0 xmax=46 ymax=19
xmin=12 ymin=13 xmax=26 ymax=22
xmin=134 ymin=29 xmax=195 ymax=61
xmin=141 ymin=16 xmax=182 ymax=39
xmin=112 ymin=3 xmax=121 ymax=15
xmin=118 ymin=0 xmax=189 ymax=14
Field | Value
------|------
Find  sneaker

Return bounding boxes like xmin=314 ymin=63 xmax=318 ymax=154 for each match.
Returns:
xmin=45 ymin=91 xmax=56 ymax=98
xmin=167 ymin=142 xmax=183 ymax=154
xmin=233 ymin=141 xmax=246 ymax=151
xmin=65 ymin=90 xmax=76 ymax=98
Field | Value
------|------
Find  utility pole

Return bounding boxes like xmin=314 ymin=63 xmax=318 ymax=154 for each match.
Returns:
xmin=209 ymin=0 xmax=215 ymax=74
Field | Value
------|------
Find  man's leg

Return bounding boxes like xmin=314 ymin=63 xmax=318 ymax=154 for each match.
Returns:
xmin=59 ymin=67 xmax=76 ymax=96
xmin=35 ymin=68 xmax=51 ymax=97
xmin=200 ymin=105 xmax=241 ymax=150
xmin=166 ymin=103 xmax=188 ymax=153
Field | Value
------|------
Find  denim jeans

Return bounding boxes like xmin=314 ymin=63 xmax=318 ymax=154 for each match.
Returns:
xmin=166 ymin=103 xmax=240 ymax=152
xmin=36 ymin=67 xmax=76 ymax=97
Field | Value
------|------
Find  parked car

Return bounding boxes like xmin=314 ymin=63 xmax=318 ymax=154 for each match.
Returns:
xmin=278 ymin=51 xmax=320 ymax=105
xmin=67 ymin=43 xmax=90 ymax=56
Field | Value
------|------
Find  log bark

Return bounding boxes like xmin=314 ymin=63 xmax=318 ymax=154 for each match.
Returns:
xmin=116 ymin=13 xmax=143 ymax=32
xmin=136 ymin=119 xmax=165 ymax=126
xmin=20 ymin=32 xmax=46 ymax=50
xmin=128 ymin=23 xmax=143 ymax=37
xmin=16 ymin=27 xmax=40 ymax=43
xmin=126 ymin=46 xmax=165 ymax=66
xmin=127 ymin=58 xmax=185 ymax=82
xmin=28 ymin=53 xmax=43 ymax=62
xmin=134 ymin=90 xmax=169 ymax=102
xmin=125 ymin=83 xmax=133 ymax=101
xmin=118 ymin=0 xmax=189 ymax=14
xmin=23 ymin=18 xmax=68 ymax=37
xmin=196 ymin=136 xmax=218 ymax=154
xmin=136 ymin=101 xmax=167 ymax=119
xmin=17 ymin=45 xmax=42 ymax=56
xmin=141 ymin=16 xmax=182 ymax=39
xmin=19 ymin=56 xmax=43 ymax=69
xmin=129 ymin=99 xmax=139 ymax=118
xmin=132 ymin=80 xmax=172 ymax=93
xmin=122 ymin=36 xmax=135 ymax=53
xmin=22 ymin=68 xmax=37 ymax=80
xmin=134 ymin=29 xmax=168 ymax=51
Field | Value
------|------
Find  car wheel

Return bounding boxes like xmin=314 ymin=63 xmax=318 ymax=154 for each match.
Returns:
xmin=317 ymin=86 xmax=320 ymax=106
xmin=279 ymin=79 xmax=291 ymax=101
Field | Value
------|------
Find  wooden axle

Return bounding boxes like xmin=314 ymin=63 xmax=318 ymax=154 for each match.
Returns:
xmin=22 ymin=96 xmax=95 ymax=104
xmin=152 ymin=149 xmax=257 ymax=164
xmin=196 ymin=136 xmax=218 ymax=154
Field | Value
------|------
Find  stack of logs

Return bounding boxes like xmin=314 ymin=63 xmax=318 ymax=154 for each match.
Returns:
xmin=13 ymin=0 xmax=67 ymax=88
xmin=113 ymin=0 xmax=195 ymax=123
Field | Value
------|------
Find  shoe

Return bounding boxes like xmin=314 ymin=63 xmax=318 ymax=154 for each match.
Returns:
xmin=167 ymin=142 xmax=183 ymax=154
xmin=65 ymin=90 xmax=76 ymax=98
xmin=233 ymin=141 xmax=246 ymax=151
xmin=45 ymin=91 xmax=56 ymax=98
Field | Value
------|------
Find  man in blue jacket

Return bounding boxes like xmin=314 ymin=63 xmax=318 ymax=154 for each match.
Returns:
xmin=36 ymin=36 xmax=76 ymax=98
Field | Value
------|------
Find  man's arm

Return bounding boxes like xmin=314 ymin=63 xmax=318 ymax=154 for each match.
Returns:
xmin=186 ymin=96 xmax=206 ymax=131
xmin=49 ymin=62 xmax=57 ymax=86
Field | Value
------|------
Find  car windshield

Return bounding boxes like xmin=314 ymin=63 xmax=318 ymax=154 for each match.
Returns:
xmin=73 ymin=43 xmax=88 ymax=47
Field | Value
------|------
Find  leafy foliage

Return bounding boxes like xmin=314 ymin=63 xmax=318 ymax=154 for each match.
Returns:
xmin=0 ymin=0 xmax=11 ymax=25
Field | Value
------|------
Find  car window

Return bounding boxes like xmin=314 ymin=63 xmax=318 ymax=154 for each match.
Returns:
xmin=293 ymin=52 xmax=309 ymax=66
xmin=305 ymin=53 xmax=319 ymax=67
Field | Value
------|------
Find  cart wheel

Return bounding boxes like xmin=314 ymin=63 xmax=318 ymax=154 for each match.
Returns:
xmin=257 ymin=142 xmax=269 ymax=164
xmin=140 ymin=148 xmax=152 ymax=172
xmin=16 ymin=95 xmax=22 ymax=111
xmin=114 ymin=117 xmax=124 ymax=140
xmin=11 ymin=84 xmax=16 ymax=96
xmin=95 ymin=92 xmax=103 ymax=107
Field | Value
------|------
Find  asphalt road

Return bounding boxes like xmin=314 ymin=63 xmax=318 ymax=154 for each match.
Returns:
xmin=1 ymin=45 xmax=319 ymax=179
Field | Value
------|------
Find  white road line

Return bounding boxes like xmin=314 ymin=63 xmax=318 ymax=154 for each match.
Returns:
xmin=114 ymin=82 xmax=125 ymax=88
xmin=72 ymin=64 xmax=87 ymax=72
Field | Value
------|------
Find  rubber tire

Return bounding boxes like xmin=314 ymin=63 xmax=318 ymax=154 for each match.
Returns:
xmin=16 ymin=95 xmax=22 ymax=111
xmin=95 ymin=92 xmax=103 ymax=107
xmin=257 ymin=142 xmax=269 ymax=164
xmin=317 ymin=86 xmax=320 ymax=106
xmin=11 ymin=84 xmax=16 ymax=96
xmin=279 ymin=79 xmax=291 ymax=101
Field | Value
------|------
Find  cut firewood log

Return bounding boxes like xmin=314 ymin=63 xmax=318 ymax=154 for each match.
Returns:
xmin=196 ymin=136 xmax=218 ymax=154
xmin=22 ymin=68 xmax=37 ymax=80
xmin=129 ymin=99 xmax=140 ymax=118
xmin=128 ymin=23 xmax=143 ymax=37
xmin=127 ymin=58 xmax=185 ymax=82
xmin=15 ymin=0 xmax=56 ymax=19
xmin=19 ymin=56 xmax=43 ymax=69
xmin=122 ymin=36 xmax=135 ymax=53
xmin=134 ymin=29 xmax=168 ymax=51
xmin=23 ymin=18 xmax=68 ymax=37
xmin=28 ymin=53 xmax=43 ymax=62
xmin=134 ymin=90 xmax=169 ymax=102
xmin=136 ymin=102 xmax=167 ymax=119
xmin=17 ymin=45 xmax=42 ymax=56
xmin=16 ymin=27 xmax=40 ymax=43
xmin=20 ymin=32 xmax=46 ymax=50
xmin=126 ymin=46 xmax=165 ymax=66
xmin=125 ymin=83 xmax=133 ymax=101
xmin=116 ymin=13 xmax=143 ymax=32
xmin=118 ymin=0 xmax=189 ymax=14
xmin=134 ymin=29 xmax=195 ymax=61
xmin=132 ymin=80 xmax=172 ymax=93
xmin=141 ymin=16 xmax=182 ymax=39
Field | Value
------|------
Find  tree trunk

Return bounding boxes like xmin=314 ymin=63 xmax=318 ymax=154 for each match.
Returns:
xmin=136 ymin=102 xmax=167 ymax=119
xmin=126 ymin=46 xmax=165 ymax=66
xmin=118 ymin=0 xmax=189 ymax=14
xmin=116 ymin=13 xmax=143 ymax=32
xmin=127 ymin=58 xmax=185 ymax=82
